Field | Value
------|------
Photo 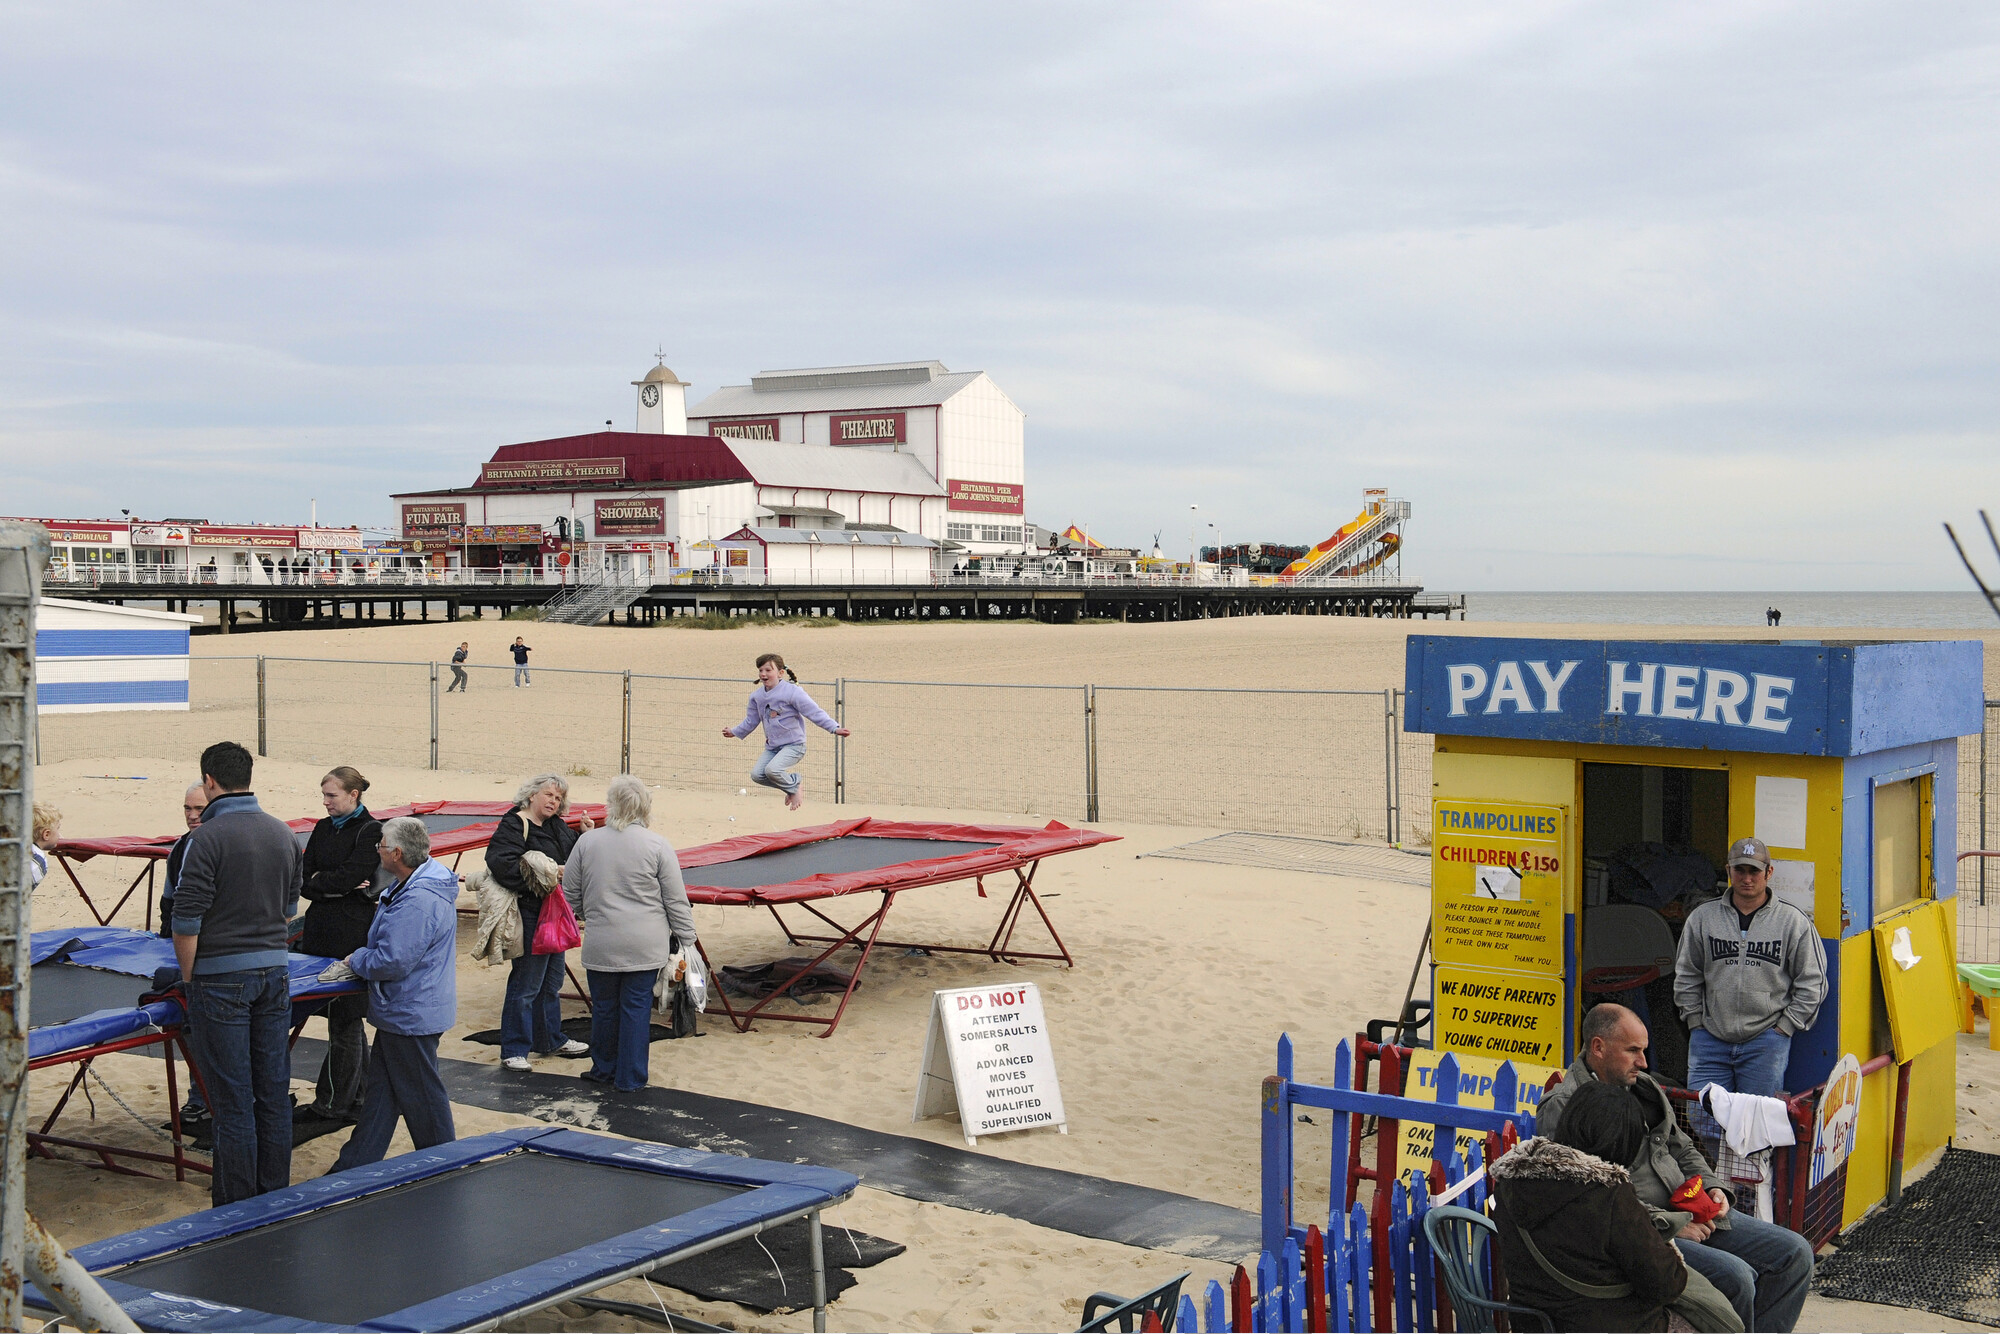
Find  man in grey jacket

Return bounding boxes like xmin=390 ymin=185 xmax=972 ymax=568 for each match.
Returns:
xmin=1538 ymin=1004 xmax=1813 ymax=1332
xmin=172 ymin=741 xmax=304 ymax=1206
xmin=1675 ymin=836 xmax=1827 ymax=1101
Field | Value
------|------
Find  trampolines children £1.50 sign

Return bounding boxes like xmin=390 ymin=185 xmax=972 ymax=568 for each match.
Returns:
xmin=913 ymin=983 xmax=1067 ymax=1146
xmin=1430 ymin=799 xmax=1567 ymax=976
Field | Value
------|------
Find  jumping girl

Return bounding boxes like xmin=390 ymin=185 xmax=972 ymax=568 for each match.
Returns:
xmin=722 ymin=653 xmax=850 ymax=811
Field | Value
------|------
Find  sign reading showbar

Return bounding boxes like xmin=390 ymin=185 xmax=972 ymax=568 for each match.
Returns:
xmin=478 ymin=456 xmax=628 ymax=485
xmin=946 ymin=479 xmax=1025 ymax=515
xmin=594 ymin=497 xmax=665 ymax=536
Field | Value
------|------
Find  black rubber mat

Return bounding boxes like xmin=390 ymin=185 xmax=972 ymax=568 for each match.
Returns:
xmin=30 ymin=962 xmax=151 ymax=1028
xmin=108 ymin=1151 xmax=745 ymax=1324
xmin=461 ymin=1016 xmax=681 ymax=1046
xmin=655 ymin=1217 xmax=904 ymax=1313
xmin=684 ymin=837 xmax=999 ymax=889
xmin=1815 ymin=1146 xmax=2000 ymax=1327
xmin=292 ymin=1038 xmax=1259 ymax=1262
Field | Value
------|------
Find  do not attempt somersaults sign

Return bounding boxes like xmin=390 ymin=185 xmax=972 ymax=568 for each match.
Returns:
xmin=913 ymin=983 xmax=1067 ymax=1146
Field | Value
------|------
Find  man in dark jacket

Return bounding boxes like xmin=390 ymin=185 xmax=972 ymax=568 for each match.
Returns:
xmin=160 ymin=783 xmax=207 ymax=936
xmin=447 ymin=642 xmax=470 ymax=692
xmin=297 ymin=766 xmax=383 ymax=1127
xmin=1538 ymin=1004 xmax=1813 ymax=1332
xmin=172 ymin=741 xmax=303 ymax=1206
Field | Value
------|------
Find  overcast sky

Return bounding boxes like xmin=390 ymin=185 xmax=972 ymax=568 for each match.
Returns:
xmin=4 ymin=3 xmax=1997 ymax=589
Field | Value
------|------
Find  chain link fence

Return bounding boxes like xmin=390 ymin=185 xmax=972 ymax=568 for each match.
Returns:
xmin=29 ymin=655 xmax=1999 ymax=876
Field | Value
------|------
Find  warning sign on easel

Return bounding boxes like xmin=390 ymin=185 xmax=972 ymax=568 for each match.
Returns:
xmin=913 ymin=983 xmax=1067 ymax=1146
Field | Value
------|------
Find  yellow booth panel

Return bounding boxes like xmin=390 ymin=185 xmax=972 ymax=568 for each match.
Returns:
xmin=1873 ymin=777 xmax=1926 ymax=917
xmin=1840 ymin=921 xmax=1959 ymax=1227
xmin=1873 ymin=899 xmax=1958 ymax=1062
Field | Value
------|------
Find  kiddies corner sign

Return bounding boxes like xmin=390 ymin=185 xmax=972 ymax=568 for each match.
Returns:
xmin=1404 ymin=636 xmax=1985 ymax=757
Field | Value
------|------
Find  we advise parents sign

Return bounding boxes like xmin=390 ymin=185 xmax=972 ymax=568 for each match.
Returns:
xmin=913 ymin=983 xmax=1067 ymax=1146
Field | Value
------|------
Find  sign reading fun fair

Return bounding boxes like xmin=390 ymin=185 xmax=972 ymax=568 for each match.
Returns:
xmin=913 ymin=983 xmax=1067 ymax=1146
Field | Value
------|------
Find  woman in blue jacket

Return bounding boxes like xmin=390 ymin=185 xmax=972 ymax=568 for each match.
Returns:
xmin=328 ymin=816 xmax=459 ymax=1171
xmin=721 ymin=653 xmax=850 ymax=811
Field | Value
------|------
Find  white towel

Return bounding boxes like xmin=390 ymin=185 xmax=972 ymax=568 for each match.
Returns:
xmin=1701 ymin=1084 xmax=1795 ymax=1155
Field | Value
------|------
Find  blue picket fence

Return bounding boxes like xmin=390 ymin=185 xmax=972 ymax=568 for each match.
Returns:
xmin=1160 ymin=1035 xmax=1538 ymax=1333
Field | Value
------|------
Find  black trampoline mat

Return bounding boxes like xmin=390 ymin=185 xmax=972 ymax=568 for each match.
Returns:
xmin=685 ymin=836 xmax=999 ymax=890
xmin=30 ymin=962 xmax=150 ymax=1029
xmin=108 ymin=1150 xmax=747 ymax=1324
xmin=420 ymin=812 xmax=509 ymax=835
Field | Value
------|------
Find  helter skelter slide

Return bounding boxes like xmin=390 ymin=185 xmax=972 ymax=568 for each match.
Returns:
xmin=1279 ymin=488 xmax=1411 ymax=579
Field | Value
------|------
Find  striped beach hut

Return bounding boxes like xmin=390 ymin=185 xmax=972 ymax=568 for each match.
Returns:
xmin=37 ymin=597 xmax=200 ymax=713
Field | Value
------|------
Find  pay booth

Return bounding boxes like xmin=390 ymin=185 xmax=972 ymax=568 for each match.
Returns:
xmin=1404 ymin=636 xmax=1983 ymax=1232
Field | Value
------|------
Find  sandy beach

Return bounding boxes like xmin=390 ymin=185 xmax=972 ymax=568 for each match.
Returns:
xmin=23 ymin=615 xmax=2000 ymax=1332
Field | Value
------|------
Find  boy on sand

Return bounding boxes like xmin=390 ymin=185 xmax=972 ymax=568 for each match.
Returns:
xmin=722 ymin=653 xmax=850 ymax=811
xmin=510 ymin=637 xmax=532 ymax=686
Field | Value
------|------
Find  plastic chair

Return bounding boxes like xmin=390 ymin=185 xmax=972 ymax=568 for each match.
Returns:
xmin=1422 ymin=1205 xmax=1553 ymax=1333
xmin=1077 ymin=1272 xmax=1190 ymax=1332
xmin=1959 ymin=963 xmax=2000 ymax=1049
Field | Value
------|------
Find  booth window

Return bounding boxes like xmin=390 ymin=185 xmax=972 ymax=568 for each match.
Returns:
xmin=1873 ymin=774 xmax=1934 ymax=916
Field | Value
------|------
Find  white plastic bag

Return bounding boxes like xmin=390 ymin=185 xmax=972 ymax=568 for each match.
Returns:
xmin=684 ymin=948 xmax=708 ymax=1014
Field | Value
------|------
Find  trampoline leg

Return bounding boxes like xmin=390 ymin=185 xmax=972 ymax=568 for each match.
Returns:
xmin=810 ymin=1210 xmax=827 ymax=1332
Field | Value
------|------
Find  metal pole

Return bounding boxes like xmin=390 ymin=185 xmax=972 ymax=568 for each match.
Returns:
xmin=0 ymin=523 xmax=47 ymax=1332
xmin=429 ymin=663 xmax=440 ymax=771
xmin=1982 ymin=703 xmax=1991 ymax=905
xmin=810 ymin=1210 xmax=828 ymax=1333
xmin=25 ymin=1212 xmax=137 ymax=1332
xmin=833 ymin=679 xmax=845 ymax=805
xmin=256 ymin=655 xmax=268 ymax=758
xmin=1384 ymin=688 xmax=1398 ymax=845
xmin=1084 ymin=684 xmax=1099 ymax=823
xmin=620 ymin=670 xmax=632 ymax=775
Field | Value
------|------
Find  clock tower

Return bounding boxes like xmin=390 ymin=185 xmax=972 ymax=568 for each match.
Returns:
xmin=632 ymin=356 xmax=690 ymax=433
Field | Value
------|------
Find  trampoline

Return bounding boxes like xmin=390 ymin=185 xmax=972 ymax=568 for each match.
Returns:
xmin=52 ymin=800 xmax=607 ymax=930
xmin=27 ymin=926 xmax=361 ymax=1180
xmin=25 ymin=1125 xmax=859 ymax=1332
xmin=679 ymin=818 xmax=1119 ymax=1036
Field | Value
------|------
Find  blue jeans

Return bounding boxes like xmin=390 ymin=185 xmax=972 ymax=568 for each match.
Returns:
xmin=331 ymin=1031 xmax=455 ymax=1171
xmin=500 ymin=922 xmax=567 ymax=1061
xmin=183 ymin=966 xmax=293 ymax=1207
xmin=750 ymin=742 xmax=807 ymax=796
xmin=587 ymin=969 xmax=657 ymax=1091
xmin=1677 ymin=1212 xmax=1815 ymax=1331
xmin=1689 ymin=1026 xmax=1792 ymax=1098
xmin=513 ymin=666 xmax=530 ymax=685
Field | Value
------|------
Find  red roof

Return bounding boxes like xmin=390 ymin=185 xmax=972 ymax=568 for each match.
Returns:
xmin=481 ymin=431 xmax=752 ymax=489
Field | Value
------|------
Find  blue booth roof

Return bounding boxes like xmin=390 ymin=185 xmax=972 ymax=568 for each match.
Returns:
xmin=1404 ymin=637 xmax=1984 ymax=756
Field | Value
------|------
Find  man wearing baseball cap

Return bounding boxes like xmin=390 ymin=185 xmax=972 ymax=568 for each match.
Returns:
xmin=1674 ymin=836 xmax=1828 ymax=1102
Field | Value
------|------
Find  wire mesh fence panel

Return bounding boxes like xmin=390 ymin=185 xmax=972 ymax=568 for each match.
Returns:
xmin=841 ymin=681 xmax=1087 ymax=820
xmin=439 ymin=664 xmax=624 ymax=781
xmin=264 ymin=657 xmax=434 ymax=774
xmin=1094 ymin=686 xmax=1389 ymax=839
xmin=35 ymin=656 xmax=261 ymax=765
xmin=629 ymin=674 xmax=835 ymax=799
xmin=1961 ymin=702 xmax=2000 ymax=962
xmin=1398 ymin=720 xmax=1435 ymax=850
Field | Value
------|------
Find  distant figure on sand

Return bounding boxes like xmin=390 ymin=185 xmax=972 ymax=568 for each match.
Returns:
xmin=448 ymin=642 xmax=470 ymax=692
xmin=1765 ymin=607 xmax=1782 ymax=627
xmin=510 ymin=637 xmax=532 ymax=686
xmin=722 ymin=653 xmax=850 ymax=812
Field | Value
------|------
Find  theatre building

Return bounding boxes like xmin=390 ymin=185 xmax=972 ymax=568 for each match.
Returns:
xmin=389 ymin=358 xmax=1032 ymax=582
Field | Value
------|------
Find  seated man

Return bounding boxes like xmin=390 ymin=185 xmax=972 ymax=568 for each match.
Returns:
xmin=1536 ymin=1003 xmax=1814 ymax=1333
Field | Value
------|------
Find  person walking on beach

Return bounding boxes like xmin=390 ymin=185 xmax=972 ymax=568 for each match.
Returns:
xmin=722 ymin=653 xmax=849 ymax=812
xmin=448 ymin=642 xmax=470 ymax=692
xmin=510 ymin=637 xmax=532 ymax=686
xmin=327 ymin=816 xmax=459 ymax=1169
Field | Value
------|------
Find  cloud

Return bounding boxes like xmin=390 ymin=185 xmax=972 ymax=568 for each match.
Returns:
xmin=1 ymin=2 xmax=1996 ymax=589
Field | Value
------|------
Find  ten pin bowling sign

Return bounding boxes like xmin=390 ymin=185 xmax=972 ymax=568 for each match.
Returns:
xmin=913 ymin=983 xmax=1067 ymax=1145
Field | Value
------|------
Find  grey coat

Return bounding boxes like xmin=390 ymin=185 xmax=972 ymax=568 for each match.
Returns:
xmin=562 ymin=824 xmax=696 ymax=974
xmin=1534 ymin=1057 xmax=1727 ymax=1237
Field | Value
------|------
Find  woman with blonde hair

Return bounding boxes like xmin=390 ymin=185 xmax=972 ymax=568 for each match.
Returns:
xmin=486 ymin=773 xmax=594 ymax=1071
xmin=29 ymin=802 xmax=61 ymax=890
xmin=564 ymin=775 xmax=696 ymax=1091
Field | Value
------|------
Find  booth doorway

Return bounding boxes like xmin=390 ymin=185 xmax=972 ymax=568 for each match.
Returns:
xmin=1578 ymin=762 xmax=1731 ymax=1085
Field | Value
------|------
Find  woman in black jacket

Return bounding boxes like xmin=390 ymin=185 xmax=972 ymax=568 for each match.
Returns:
xmin=489 ymin=773 xmax=594 ymax=1070
xmin=298 ymin=766 xmax=383 ymax=1124
xmin=1490 ymin=1079 xmax=1696 ymax=1332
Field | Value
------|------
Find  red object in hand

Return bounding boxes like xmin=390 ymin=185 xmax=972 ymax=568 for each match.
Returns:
xmin=1673 ymin=1174 xmax=1725 ymax=1223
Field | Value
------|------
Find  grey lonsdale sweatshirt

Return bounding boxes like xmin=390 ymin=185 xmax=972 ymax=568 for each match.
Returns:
xmin=1674 ymin=893 xmax=1827 ymax=1043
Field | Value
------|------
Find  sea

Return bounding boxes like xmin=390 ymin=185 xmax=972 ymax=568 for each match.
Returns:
xmin=1458 ymin=591 xmax=1997 ymax=631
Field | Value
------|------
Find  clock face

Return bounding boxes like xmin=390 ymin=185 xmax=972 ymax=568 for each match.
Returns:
xmin=640 ymin=383 xmax=661 ymax=408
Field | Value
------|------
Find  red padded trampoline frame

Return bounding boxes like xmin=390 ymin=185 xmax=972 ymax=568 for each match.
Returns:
xmin=677 ymin=817 xmax=1119 ymax=1037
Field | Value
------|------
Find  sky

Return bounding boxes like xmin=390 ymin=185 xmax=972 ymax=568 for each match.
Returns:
xmin=3 ymin=3 xmax=1997 ymax=591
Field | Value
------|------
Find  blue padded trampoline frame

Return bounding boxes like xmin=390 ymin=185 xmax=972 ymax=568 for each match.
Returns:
xmin=27 ymin=1126 xmax=860 ymax=1332
xmin=27 ymin=927 xmax=362 ymax=1181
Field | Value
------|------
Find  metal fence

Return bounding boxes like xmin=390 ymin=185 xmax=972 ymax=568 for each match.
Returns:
xmin=29 ymin=656 xmax=2000 ymax=870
